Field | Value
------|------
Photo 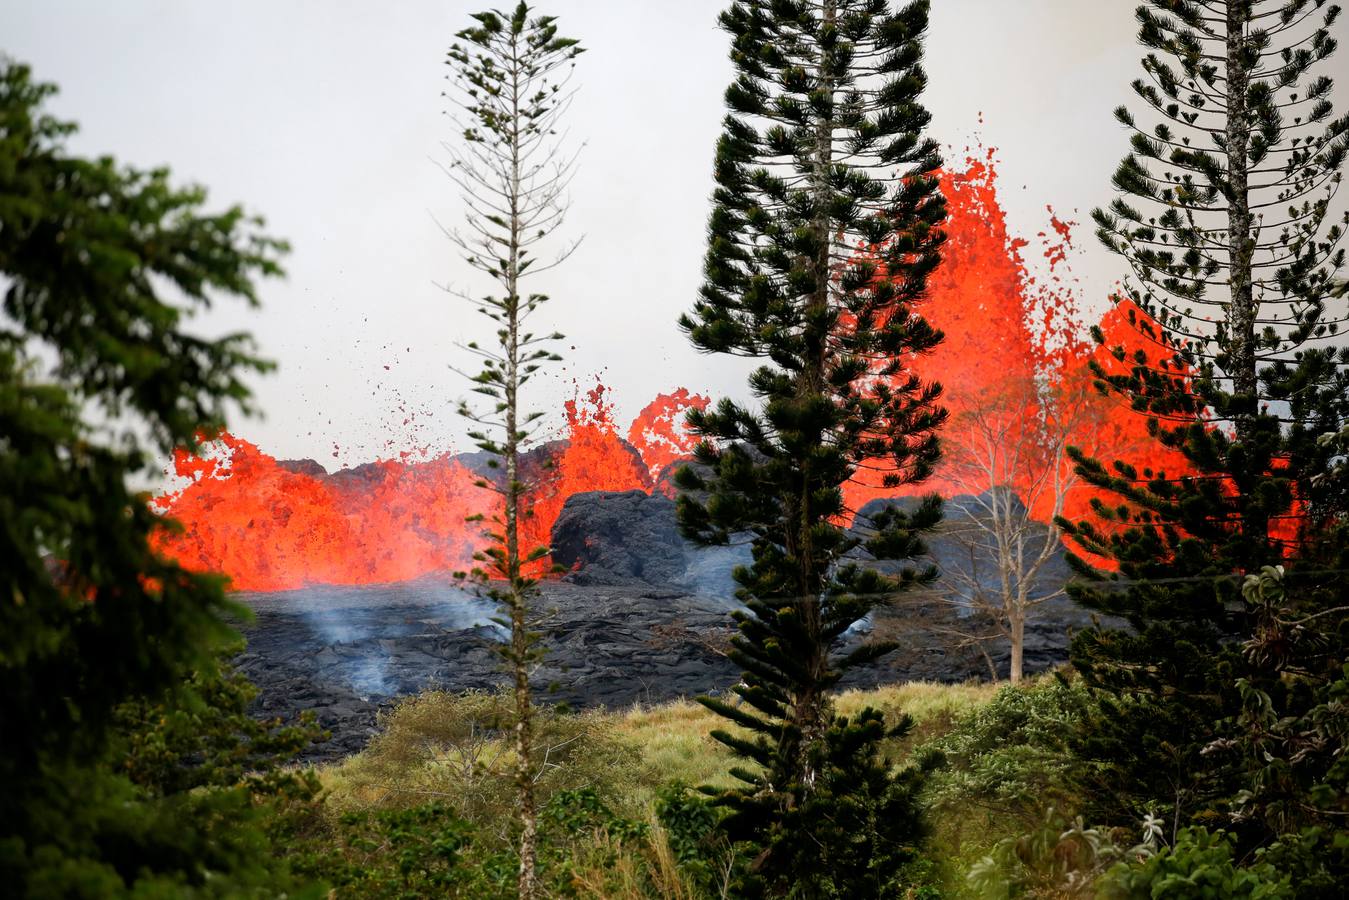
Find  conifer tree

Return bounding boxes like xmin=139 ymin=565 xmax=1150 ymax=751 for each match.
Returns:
xmin=0 ymin=61 xmax=300 ymax=894
xmin=1060 ymin=0 xmax=1349 ymax=834
xmin=441 ymin=6 xmax=582 ymax=898
xmin=677 ymin=1 xmax=947 ymax=892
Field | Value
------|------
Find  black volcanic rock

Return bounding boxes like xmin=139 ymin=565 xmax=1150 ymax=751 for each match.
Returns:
xmin=852 ymin=490 xmax=1074 ymax=600
xmin=327 ymin=460 xmax=395 ymax=490
xmin=277 ymin=458 xmax=329 ymax=478
xmin=455 ymin=439 xmax=566 ymax=487
xmin=236 ymin=487 xmax=1097 ymax=763
xmin=552 ymin=487 xmax=1092 ymax=675
xmin=552 ymin=489 xmax=749 ymax=596
xmin=851 ymin=490 xmax=1097 ymax=674
xmin=236 ymin=580 xmax=744 ymax=762
xmin=552 ymin=490 xmax=687 ymax=586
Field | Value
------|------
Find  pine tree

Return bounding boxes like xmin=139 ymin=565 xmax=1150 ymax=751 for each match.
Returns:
xmin=1059 ymin=0 xmax=1349 ymax=834
xmin=441 ymin=6 xmax=582 ymax=898
xmin=676 ymin=1 xmax=947 ymax=892
xmin=0 ymin=61 xmax=301 ymax=894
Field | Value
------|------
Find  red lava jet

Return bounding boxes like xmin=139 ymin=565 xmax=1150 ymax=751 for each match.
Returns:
xmin=153 ymin=153 xmax=1201 ymax=592
xmin=152 ymin=384 xmax=712 ymax=592
xmin=841 ymin=149 xmax=1196 ymax=553
xmin=151 ymin=435 xmax=494 ymax=592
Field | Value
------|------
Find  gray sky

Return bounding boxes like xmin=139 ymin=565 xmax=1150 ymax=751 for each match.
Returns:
xmin=5 ymin=1 xmax=1156 ymax=466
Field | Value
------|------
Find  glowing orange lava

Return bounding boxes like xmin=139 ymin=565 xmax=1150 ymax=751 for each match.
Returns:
xmin=155 ymin=153 xmax=1212 ymax=592
xmin=842 ymin=148 xmax=1198 ymax=558
xmin=845 ymin=150 xmax=1055 ymax=513
xmin=627 ymin=388 xmax=712 ymax=486
xmin=515 ymin=381 xmax=657 ymax=564
xmin=153 ymin=434 xmax=494 ymax=592
xmin=154 ymin=383 xmax=710 ymax=591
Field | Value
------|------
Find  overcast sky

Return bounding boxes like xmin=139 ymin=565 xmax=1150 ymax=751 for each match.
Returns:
xmin=6 ymin=1 xmax=1177 ymax=466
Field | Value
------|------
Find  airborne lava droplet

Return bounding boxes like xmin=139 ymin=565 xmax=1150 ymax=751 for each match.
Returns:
xmin=153 ymin=156 xmax=1197 ymax=592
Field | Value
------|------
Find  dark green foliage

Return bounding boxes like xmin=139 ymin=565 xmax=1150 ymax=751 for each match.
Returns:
xmin=443 ymin=8 xmax=584 ymax=894
xmin=677 ymin=0 xmax=947 ymax=891
xmin=729 ymin=709 xmax=930 ymax=899
xmin=0 ymin=61 xmax=300 ymax=896
xmin=285 ymin=789 xmax=654 ymax=899
xmin=1059 ymin=0 xmax=1349 ymax=841
xmin=919 ymin=678 xmax=1096 ymax=831
xmin=541 ymin=788 xmax=650 ymax=844
xmin=656 ymin=784 xmax=741 ymax=895
xmin=113 ymin=645 xmax=327 ymax=799
xmin=1199 ymin=567 xmax=1349 ymax=894
xmin=1101 ymin=827 xmax=1295 ymax=899
xmin=292 ymin=804 xmax=483 ymax=898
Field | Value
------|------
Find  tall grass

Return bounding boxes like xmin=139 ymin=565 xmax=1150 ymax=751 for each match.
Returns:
xmin=320 ymin=680 xmax=999 ymax=814
xmin=308 ymin=679 xmax=1013 ymax=898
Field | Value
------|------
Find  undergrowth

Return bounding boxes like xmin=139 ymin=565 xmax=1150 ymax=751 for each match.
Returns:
xmin=280 ymin=677 xmax=1133 ymax=898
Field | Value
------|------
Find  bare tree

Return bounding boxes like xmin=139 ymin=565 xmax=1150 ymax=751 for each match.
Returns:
xmin=440 ymin=5 xmax=582 ymax=897
xmin=940 ymin=374 xmax=1107 ymax=682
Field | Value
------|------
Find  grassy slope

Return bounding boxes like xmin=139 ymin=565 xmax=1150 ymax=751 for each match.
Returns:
xmin=319 ymin=681 xmax=1001 ymax=814
xmin=301 ymin=681 xmax=1015 ymax=897
xmin=609 ymin=681 xmax=1001 ymax=794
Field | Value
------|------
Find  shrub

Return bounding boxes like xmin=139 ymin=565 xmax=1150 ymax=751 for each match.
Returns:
xmin=323 ymin=689 xmax=644 ymax=827
xmin=965 ymin=808 xmax=1130 ymax=899
xmin=919 ymin=677 xmax=1095 ymax=837
xmin=1099 ymin=827 xmax=1293 ymax=899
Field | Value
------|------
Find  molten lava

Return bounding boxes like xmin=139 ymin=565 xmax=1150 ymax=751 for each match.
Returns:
xmin=844 ymin=149 xmax=1066 ymax=514
xmin=515 ymin=381 xmax=657 ymax=563
xmin=841 ymin=148 xmax=1198 ymax=556
xmin=155 ymin=153 xmax=1207 ymax=592
xmin=153 ymin=434 xmax=493 ymax=592
xmin=627 ymin=388 xmax=712 ymax=484
xmin=154 ymin=383 xmax=710 ymax=591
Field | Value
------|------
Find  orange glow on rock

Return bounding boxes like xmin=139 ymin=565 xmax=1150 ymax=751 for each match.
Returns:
xmin=515 ymin=381 xmax=655 ymax=567
xmin=153 ymin=382 xmax=706 ymax=591
xmin=842 ymin=150 xmax=1198 ymax=567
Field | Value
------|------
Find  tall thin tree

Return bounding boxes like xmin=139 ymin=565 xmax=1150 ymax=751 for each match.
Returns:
xmin=1060 ymin=0 xmax=1349 ymax=833
xmin=677 ymin=0 xmax=947 ymax=892
xmin=441 ymin=6 xmax=582 ymax=897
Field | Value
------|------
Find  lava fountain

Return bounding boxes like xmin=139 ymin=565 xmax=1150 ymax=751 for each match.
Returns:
xmin=154 ymin=153 xmax=1194 ymax=592
xmin=152 ymin=385 xmax=711 ymax=592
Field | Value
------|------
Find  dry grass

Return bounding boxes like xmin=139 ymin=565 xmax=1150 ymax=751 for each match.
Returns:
xmin=318 ymin=689 xmax=644 ymax=823
xmin=306 ymin=680 xmax=1008 ymax=898
xmin=559 ymin=813 xmax=708 ymax=900
xmin=605 ymin=679 xmax=999 ymax=795
xmin=318 ymin=680 xmax=1000 ymax=819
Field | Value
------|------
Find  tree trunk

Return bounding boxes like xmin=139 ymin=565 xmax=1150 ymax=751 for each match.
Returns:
xmin=785 ymin=0 xmax=838 ymax=796
xmin=1226 ymin=3 xmax=1256 ymax=440
xmin=1224 ymin=4 xmax=1271 ymax=563
xmin=505 ymin=32 xmax=538 ymax=900
xmin=1009 ymin=613 xmax=1024 ymax=684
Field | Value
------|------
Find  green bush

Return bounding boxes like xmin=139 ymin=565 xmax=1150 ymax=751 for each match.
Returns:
xmin=964 ymin=808 xmax=1129 ymax=899
xmin=324 ymin=689 xmax=644 ymax=827
xmin=919 ymin=678 xmax=1095 ymax=842
xmin=1100 ymin=827 xmax=1293 ymax=899
xmin=1254 ymin=827 xmax=1349 ymax=899
xmin=654 ymin=783 xmax=738 ymax=897
xmin=286 ymin=802 xmax=499 ymax=899
xmin=286 ymin=788 xmax=674 ymax=899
